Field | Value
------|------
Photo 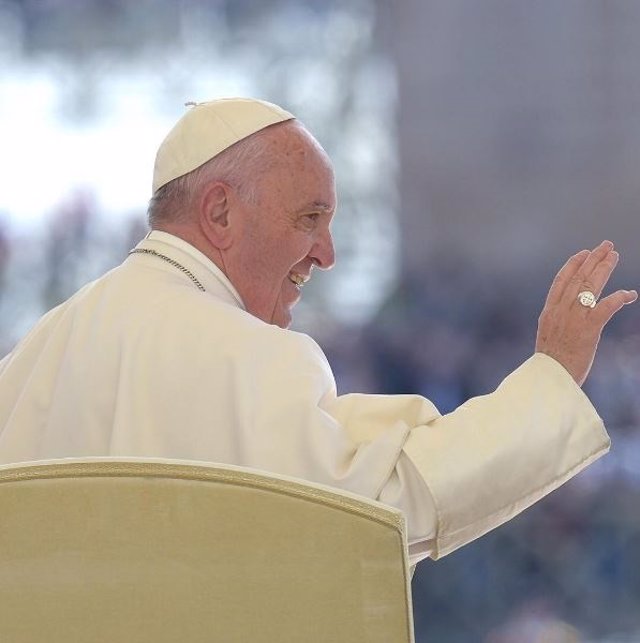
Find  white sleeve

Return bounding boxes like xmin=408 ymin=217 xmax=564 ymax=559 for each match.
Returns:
xmin=304 ymin=338 xmax=607 ymax=563
xmin=402 ymin=352 xmax=609 ymax=559
xmin=377 ymin=452 xmax=438 ymax=566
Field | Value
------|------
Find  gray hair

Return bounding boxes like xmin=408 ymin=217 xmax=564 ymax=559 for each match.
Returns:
xmin=147 ymin=122 xmax=284 ymax=227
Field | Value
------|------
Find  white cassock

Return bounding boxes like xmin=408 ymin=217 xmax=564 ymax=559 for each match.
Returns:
xmin=0 ymin=231 xmax=609 ymax=565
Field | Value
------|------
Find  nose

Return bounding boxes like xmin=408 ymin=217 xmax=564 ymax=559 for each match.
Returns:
xmin=311 ymin=229 xmax=336 ymax=270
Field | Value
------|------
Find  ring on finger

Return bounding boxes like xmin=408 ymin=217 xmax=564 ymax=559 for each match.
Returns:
xmin=578 ymin=290 xmax=597 ymax=309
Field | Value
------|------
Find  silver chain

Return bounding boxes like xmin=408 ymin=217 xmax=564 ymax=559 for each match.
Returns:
xmin=128 ymin=248 xmax=206 ymax=292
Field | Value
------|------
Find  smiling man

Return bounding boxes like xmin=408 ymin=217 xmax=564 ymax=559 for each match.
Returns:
xmin=147 ymin=104 xmax=337 ymax=329
xmin=0 ymin=98 xmax=636 ymax=565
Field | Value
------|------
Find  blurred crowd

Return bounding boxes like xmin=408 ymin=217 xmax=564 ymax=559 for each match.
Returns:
xmin=1 ymin=198 xmax=639 ymax=643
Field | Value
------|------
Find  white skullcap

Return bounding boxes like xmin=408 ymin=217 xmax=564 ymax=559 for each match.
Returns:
xmin=152 ymin=97 xmax=295 ymax=193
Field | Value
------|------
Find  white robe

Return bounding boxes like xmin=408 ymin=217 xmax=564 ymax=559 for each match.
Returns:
xmin=0 ymin=231 xmax=609 ymax=564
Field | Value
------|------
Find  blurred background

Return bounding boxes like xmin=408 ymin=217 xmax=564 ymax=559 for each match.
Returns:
xmin=1 ymin=1 xmax=639 ymax=641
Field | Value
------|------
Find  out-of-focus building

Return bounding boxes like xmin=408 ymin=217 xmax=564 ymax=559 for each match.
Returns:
xmin=378 ymin=0 xmax=640 ymax=291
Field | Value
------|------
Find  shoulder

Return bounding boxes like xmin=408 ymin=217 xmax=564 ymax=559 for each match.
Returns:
xmin=145 ymin=289 xmax=332 ymax=374
xmin=134 ymin=293 xmax=336 ymax=401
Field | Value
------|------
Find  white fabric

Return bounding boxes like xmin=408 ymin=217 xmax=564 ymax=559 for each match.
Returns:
xmin=153 ymin=98 xmax=294 ymax=193
xmin=0 ymin=231 xmax=610 ymax=564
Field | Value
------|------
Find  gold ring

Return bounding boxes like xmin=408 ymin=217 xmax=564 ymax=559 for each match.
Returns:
xmin=578 ymin=290 xmax=597 ymax=308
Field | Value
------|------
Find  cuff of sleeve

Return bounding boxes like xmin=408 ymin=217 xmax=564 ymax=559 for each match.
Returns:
xmin=403 ymin=353 xmax=610 ymax=559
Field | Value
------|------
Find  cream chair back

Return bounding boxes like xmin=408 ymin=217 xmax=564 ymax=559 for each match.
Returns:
xmin=0 ymin=459 xmax=414 ymax=643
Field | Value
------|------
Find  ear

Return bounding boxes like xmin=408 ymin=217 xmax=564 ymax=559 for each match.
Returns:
xmin=198 ymin=181 xmax=236 ymax=250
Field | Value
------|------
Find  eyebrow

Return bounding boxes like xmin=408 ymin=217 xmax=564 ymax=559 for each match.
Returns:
xmin=297 ymin=201 xmax=334 ymax=213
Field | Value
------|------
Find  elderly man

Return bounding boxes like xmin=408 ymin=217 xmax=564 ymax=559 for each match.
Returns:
xmin=0 ymin=98 xmax=636 ymax=565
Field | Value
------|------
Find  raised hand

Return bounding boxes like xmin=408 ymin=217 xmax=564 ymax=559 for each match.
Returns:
xmin=535 ymin=240 xmax=638 ymax=386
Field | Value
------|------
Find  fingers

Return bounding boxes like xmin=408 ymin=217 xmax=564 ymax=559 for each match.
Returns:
xmin=545 ymin=249 xmax=589 ymax=306
xmin=587 ymin=250 xmax=619 ymax=299
xmin=546 ymin=240 xmax=620 ymax=308
xmin=565 ymin=240 xmax=616 ymax=301
xmin=573 ymin=240 xmax=613 ymax=283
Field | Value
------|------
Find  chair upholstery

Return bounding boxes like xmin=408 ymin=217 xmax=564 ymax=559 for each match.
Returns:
xmin=0 ymin=458 xmax=414 ymax=643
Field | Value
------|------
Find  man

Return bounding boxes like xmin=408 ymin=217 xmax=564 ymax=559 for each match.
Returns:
xmin=0 ymin=97 xmax=636 ymax=565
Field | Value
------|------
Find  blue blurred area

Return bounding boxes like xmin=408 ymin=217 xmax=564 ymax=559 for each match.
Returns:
xmin=2 ymin=1 xmax=640 ymax=641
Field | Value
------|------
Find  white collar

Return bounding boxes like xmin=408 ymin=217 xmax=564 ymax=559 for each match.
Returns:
xmin=132 ymin=230 xmax=246 ymax=310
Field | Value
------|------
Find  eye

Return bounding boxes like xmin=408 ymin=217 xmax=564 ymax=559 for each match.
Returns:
xmin=295 ymin=211 xmax=325 ymax=232
xmin=298 ymin=213 xmax=320 ymax=229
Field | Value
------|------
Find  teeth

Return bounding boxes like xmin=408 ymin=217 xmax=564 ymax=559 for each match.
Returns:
xmin=289 ymin=273 xmax=307 ymax=287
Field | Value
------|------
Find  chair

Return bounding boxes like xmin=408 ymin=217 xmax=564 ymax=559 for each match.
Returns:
xmin=0 ymin=458 xmax=414 ymax=643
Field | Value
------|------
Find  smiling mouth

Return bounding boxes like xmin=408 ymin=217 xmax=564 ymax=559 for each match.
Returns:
xmin=288 ymin=273 xmax=309 ymax=288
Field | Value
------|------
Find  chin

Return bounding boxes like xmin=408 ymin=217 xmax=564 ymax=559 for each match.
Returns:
xmin=273 ymin=308 xmax=293 ymax=329
xmin=275 ymin=315 xmax=292 ymax=329
xmin=252 ymin=296 xmax=295 ymax=329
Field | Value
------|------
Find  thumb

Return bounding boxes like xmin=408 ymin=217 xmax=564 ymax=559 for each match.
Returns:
xmin=596 ymin=290 xmax=638 ymax=326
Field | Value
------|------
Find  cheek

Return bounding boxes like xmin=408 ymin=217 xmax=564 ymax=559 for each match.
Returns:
xmin=252 ymin=252 xmax=295 ymax=298
xmin=270 ymin=237 xmax=310 ymax=273
xmin=239 ymin=224 xmax=311 ymax=292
